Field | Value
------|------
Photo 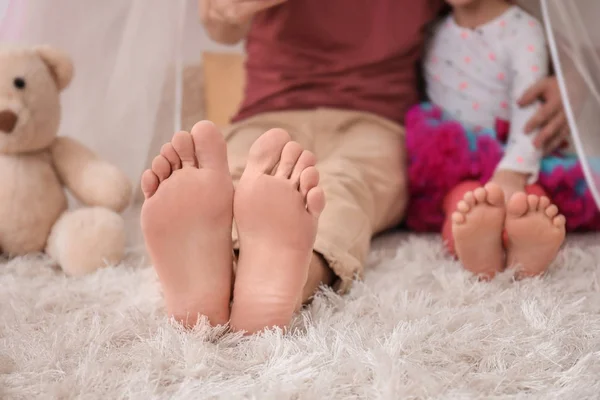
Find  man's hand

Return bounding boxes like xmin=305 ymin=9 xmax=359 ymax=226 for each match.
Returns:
xmin=519 ymin=76 xmax=570 ymax=154
xmin=201 ymin=0 xmax=286 ymax=25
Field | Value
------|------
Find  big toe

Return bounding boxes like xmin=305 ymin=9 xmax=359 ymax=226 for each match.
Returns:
xmin=246 ymin=128 xmax=292 ymax=174
xmin=483 ymin=182 xmax=505 ymax=207
xmin=190 ymin=120 xmax=229 ymax=172
xmin=507 ymin=192 xmax=529 ymax=218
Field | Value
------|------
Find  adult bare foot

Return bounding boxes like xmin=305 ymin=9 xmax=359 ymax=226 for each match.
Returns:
xmin=140 ymin=121 xmax=234 ymax=327
xmin=452 ymin=182 xmax=506 ymax=280
xmin=230 ymin=128 xmax=325 ymax=334
xmin=505 ymin=193 xmax=566 ymax=278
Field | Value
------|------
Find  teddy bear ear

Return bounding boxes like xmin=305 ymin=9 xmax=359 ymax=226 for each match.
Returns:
xmin=34 ymin=45 xmax=74 ymax=91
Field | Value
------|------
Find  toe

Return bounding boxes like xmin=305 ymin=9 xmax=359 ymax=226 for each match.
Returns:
xmin=275 ymin=141 xmax=303 ymax=179
xmin=538 ymin=196 xmax=551 ymax=211
xmin=141 ymin=170 xmax=159 ymax=199
xmin=151 ymin=155 xmax=172 ymax=182
xmin=457 ymin=200 xmax=470 ymax=213
xmin=473 ymin=187 xmax=487 ymax=203
xmin=290 ymin=150 xmax=317 ymax=187
xmin=160 ymin=143 xmax=182 ymax=171
xmin=306 ymin=187 xmax=325 ymax=217
xmin=506 ymin=192 xmax=528 ymax=218
xmin=484 ymin=182 xmax=505 ymax=206
xmin=299 ymin=167 xmax=319 ymax=198
xmin=246 ymin=128 xmax=291 ymax=175
xmin=190 ymin=120 xmax=230 ymax=172
xmin=172 ymin=131 xmax=197 ymax=168
xmin=545 ymin=204 xmax=559 ymax=218
xmin=527 ymin=194 xmax=540 ymax=211
xmin=553 ymin=214 xmax=566 ymax=228
xmin=452 ymin=211 xmax=466 ymax=224
xmin=463 ymin=191 xmax=476 ymax=207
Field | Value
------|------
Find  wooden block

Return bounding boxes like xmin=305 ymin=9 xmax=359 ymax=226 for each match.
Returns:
xmin=202 ymin=52 xmax=246 ymax=127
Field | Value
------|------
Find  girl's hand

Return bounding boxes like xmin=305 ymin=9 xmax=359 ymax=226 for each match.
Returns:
xmin=519 ymin=76 xmax=570 ymax=154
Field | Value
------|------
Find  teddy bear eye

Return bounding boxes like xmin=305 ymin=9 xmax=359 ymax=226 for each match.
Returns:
xmin=13 ymin=77 xmax=26 ymax=90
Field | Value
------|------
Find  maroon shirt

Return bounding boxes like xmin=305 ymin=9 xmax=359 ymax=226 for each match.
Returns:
xmin=232 ymin=0 xmax=444 ymax=124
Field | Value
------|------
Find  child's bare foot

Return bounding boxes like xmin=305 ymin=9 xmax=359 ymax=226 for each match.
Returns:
xmin=140 ymin=121 xmax=234 ymax=327
xmin=452 ymin=182 xmax=506 ymax=280
xmin=505 ymin=193 xmax=566 ymax=278
xmin=230 ymin=128 xmax=325 ymax=334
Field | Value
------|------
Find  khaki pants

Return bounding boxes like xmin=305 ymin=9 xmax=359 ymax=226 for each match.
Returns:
xmin=224 ymin=108 xmax=407 ymax=293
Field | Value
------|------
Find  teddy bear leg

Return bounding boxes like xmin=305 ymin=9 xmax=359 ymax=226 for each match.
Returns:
xmin=46 ymin=207 xmax=126 ymax=276
xmin=0 ymin=221 xmax=49 ymax=257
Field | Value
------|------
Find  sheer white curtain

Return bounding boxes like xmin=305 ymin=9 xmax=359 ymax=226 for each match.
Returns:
xmin=541 ymin=0 xmax=600 ymax=207
xmin=518 ymin=0 xmax=600 ymax=208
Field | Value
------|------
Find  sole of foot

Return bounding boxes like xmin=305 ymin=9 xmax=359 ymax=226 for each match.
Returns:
xmin=230 ymin=128 xmax=325 ymax=334
xmin=452 ymin=182 xmax=506 ymax=280
xmin=140 ymin=121 xmax=234 ymax=327
xmin=505 ymin=193 xmax=566 ymax=279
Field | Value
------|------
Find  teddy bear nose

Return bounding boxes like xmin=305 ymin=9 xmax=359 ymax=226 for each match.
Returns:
xmin=0 ymin=110 xmax=18 ymax=133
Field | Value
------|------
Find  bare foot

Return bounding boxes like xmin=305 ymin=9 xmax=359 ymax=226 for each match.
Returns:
xmin=452 ymin=182 xmax=506 ymax=280
xmin=230 ymin=128 xmax=325 ymax=334
xmin=140 ymin=121 xmax=234 ymax=327
xmin=505 ymin=193 xmax=566 ymax=278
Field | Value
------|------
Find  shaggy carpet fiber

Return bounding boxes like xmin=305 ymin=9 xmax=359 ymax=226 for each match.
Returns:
xmin=2 ymin=231 xmax=600 ymax=399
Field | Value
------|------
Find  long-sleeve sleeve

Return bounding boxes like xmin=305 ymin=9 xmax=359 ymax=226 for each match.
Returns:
xmin=495 ymin=20 xmax=548 ymax=183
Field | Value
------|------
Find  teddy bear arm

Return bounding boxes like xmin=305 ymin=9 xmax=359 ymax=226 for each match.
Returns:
xmin=51 ymin=137 xmax=132 ymax=212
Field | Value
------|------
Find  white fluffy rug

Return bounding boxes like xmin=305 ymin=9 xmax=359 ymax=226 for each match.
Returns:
xmin=2 ymin=231 xmax=600 ymax=399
